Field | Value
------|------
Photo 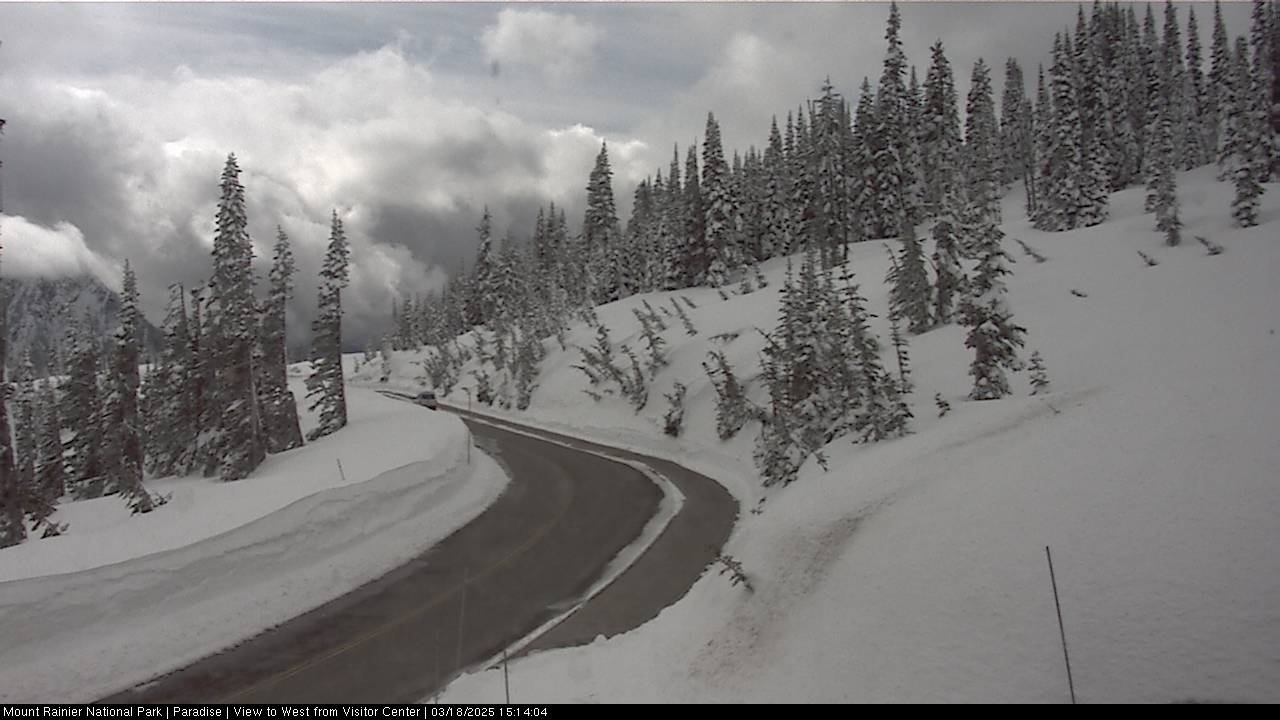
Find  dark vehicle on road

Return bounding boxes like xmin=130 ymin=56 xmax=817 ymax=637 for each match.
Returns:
xmin=415 ymin=390 xmax=438 ymax=410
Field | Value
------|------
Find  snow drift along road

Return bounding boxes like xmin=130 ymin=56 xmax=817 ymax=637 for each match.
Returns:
xmin=0 ymin=389 xmax=508 ymax=703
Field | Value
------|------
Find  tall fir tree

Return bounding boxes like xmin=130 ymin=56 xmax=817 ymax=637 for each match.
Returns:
xmin=1210 ymin=1 xmax=1236 ymax=172
xmin=1251 ymin=0 xmax=1276 ymax=181
xmin=62 ymin=320 xmax=104 ymax=499
xmin=886 ymin=224 xmax=933 ymax=335
xmin=259 ymin=228 xmax=303 ymax=453
xmin=1000 ymin=57 xmax=1035 ymax=210
xmin=206 ymin=154 xmax=265 ymax=481
xmin=760 ymin=117 xmax=789 ymax=261
xmin=583 ymin=143 xmax=622 ymax=302
xmin=931 ymin=188 xmax=967 ymax=327
xmin=871 ymin=2 xmax=915 ymax=239
xmin=811 ymin=81 xmax=855 ymax=267
xmin=965 ymin=58 xmax=1001 ymax=222
xmin=101 ymin=262 xmax=154 ymax=512
xmin=467 ymin=207 xmax=496 ymax=325
xmin=682 ymin=143 xmax=705 ymax=286
xmin=1160 ymin=1 xmax=1191 ymax=172
xmin=702 ymin=112 xmax=738 ymax=285
xmin=1228 ymin=37 xmax=1266 ymax=226
xmin=1152 ymin=103 xmax=1184 ymax=245
xmin=148 ymin=284 xmax=198 ymax=477
xmin=1185 ymin=5 xmax=1210 ymax=168
xmin=1032 ymin=63 xmax=1053 ymax=217
xmin=34 ymin=382 xmax=65 ymax=532
xmin=1073 ymin=12 xmax=1111 ymax=225
xmin=1036 ymin=33 xmax=1085 ymax=231
xmin=0 ymin=234 xmax=26 ymax=547
xmin=959 ymin=201 xmax=1026 ymax=401
xmin=305 ymin=211 xmax=352 ymax=440
xmin=12 ymin=352 xmax=37 ymax=516
xmin=920 ymin=40 xmax=962 ymax=218
xmin=1140 ymin=4 xmax=1164 ymax=188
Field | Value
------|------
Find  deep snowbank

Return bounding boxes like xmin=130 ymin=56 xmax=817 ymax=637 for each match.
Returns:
xmin=0 ymin=384 xmax=508 ymax=702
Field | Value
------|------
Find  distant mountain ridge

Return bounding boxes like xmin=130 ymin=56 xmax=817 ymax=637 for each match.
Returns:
xmin=2 ymin=274 xmax=163 ymax=376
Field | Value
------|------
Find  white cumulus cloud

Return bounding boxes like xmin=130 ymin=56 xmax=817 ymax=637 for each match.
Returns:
xmin=0 ymin=214 xmax=120 ymax=287
xmin=481 ymin=9 xmax=601 ymax=82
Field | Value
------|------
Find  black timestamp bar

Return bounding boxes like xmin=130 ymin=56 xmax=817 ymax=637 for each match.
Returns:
xmin=2 ymin=707 xmax=554 ymax=720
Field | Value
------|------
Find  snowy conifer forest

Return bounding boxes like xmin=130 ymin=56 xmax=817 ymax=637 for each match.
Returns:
xmin=1 ymin=0 xmax=1278 ymax=705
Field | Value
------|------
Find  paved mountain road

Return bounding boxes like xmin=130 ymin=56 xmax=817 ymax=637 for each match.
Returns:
xmin=103 ymin=402 xmax=736 ymax=703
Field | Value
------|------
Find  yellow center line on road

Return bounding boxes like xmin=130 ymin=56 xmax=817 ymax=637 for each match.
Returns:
xmin=220 ymin=464 xmax=576 ymax=702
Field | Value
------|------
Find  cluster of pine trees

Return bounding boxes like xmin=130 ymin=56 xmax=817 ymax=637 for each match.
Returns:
xmin=387 ymin=1 xmax=1275 ymax=488
xmin=0 ymin=154 xmax=355 ymax=549
xmin=1023 ymin=0 xmax=1277 ymax=240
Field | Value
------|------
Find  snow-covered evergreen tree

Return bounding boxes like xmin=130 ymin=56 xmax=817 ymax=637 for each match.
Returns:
xmin=1152 ymin=104 xmax=1184 ymax=245
xmin=871 ymin=2 xmax=915 ymax=240
xmin=1228 ymin=37 xmax=1267 ymax=226
xmin=662 ymin=381 xmax=687 ymax=437
xmin=959 ymin=205 xmax=1026 ymax=401
xmin=964 ymin=58 xmax=1001 ymax=222
xmin=811 ymin=81 xmax=855 ymax=266
xmin=34 ymin=382 xmax=66 ymax=534
xmin=1028 ymin=350 xmax=1051 ymax=395
xmin=702 ymin=113 xmax=738 ymax=286
xmin=1073 ymin=12 xmax=1112 ymax=225
xmin=467 ymin=208 xmax=496 ymax=325
xmin=1250 ymin=0 xmax=1276 ymax=181
xmin=1184 ymin=6 xmax=1210 ymax=168
xmin=12 ymin=352 xmax=37 ymax=509
xmin=886 ymin=228 xmax=932 ymax=334
xmin=305 ymin=210 xmax=351 ymax=441
xmin=1000 ymin=57 xmax=1035 ymax=209
xmin=259 ymin=227 xmax=303 ymax=453
xmin=1208 ymin=0 xmax=1233 ymax=163
xmin=101 ymin=262 xmax=156 ymax=513
xmin=1032 ymin=64 xmax=1053 ymax=217
xmin=584 ymin=143 xmax=622 ymax=303
xmin=61 ymin=320 xmax=104 ymax=499
xmin=0 ymin=235 xmax=26 ymax=547
xmin=205 ymin=154 xmax=265 ymax=481
xmin=1035 ymin=34 xmax=1085 ymax=231
xmin=931 ymin=189 xmax=966 ymax=326
xmin=920 ymin=41 xmax=962 ymax=218
xmin=704 ymin=349 xmax=752 ymax=440
xmin=146 ymin=284 xmax=197 ymax=477
xmin=1159 ymin=1 xmax=1191 ymax=172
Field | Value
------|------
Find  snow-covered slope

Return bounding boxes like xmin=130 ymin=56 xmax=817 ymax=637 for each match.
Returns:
xmin=0 ymin=380 xmax=508 ymax=702
xmin=359 ymin=167 xmax=1279 ymax=703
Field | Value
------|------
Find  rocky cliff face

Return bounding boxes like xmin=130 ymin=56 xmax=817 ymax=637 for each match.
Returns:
xmin=2 ymin=275 xmax=162 ymax=376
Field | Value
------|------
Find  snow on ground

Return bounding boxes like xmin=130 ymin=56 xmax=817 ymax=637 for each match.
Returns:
xmin=359 ymin=167 xmax=1280 ymax=703
xmin=0 ymin=381 xmax=508 ymax=702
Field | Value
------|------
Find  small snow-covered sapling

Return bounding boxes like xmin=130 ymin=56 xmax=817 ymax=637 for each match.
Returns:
xmin=1196 ymin=235 xmax=1224 ymax=256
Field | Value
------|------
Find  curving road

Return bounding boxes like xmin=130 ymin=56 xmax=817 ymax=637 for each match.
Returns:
xmin=103 ymin=402 xmax=736 ymax=703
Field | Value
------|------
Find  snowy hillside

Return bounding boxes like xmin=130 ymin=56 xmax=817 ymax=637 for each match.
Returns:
xmin=355 ymin=167 xmax=1280 ymax=703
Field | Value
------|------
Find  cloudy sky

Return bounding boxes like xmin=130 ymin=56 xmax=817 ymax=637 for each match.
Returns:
xmin=0 ymin=1 xmax=1256 ymax=348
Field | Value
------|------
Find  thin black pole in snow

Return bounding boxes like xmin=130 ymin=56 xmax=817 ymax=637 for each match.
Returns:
xmin=503 ymin=649 xmax=510 ymax=705
xmin=1046 ymin=545 xmax=1077 ymax=704
xmin=336 ymin=458 xmax=346 ymax=483
xmin=456 ymin=567 xmax=468 ymax=672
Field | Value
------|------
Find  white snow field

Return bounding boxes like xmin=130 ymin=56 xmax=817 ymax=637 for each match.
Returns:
xmin=357 ymin=167 xmax=1280 ymax=703
xmin=0 ymin=381 xmax=509 ymax=702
